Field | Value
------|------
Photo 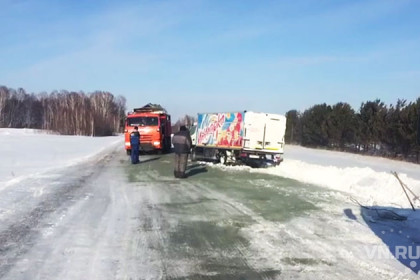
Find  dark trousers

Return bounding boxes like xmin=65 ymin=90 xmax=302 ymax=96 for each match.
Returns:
xmin=131 ymin=144 xmax=140 ymax=164
xmin=174 ymin=153 xmax=188 ymax=178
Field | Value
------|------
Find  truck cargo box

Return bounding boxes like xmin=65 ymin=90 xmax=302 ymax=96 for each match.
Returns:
xmin=193 ymin=111 xmax=286 ymax=166
xmin=196 ymin=112 xmax=244 ymax=149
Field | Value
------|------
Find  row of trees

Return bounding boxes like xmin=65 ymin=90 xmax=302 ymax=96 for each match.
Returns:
xmin=2 ymin=85 xmax=418 ymax=161
xmin=285 ymin=99 xmax=420 ymax=161
xmin=172 ymin=114 xmax=196 ymax=133
xmin=0 ymin=86 xmax=126 ymax=136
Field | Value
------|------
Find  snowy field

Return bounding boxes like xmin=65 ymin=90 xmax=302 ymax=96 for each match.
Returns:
xmin=0 ymin=129 xmax=121 ymax=188
xmin=1 ymin=128 xmax=420 ymax=279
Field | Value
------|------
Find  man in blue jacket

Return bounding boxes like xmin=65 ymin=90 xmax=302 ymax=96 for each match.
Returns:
xmin=130 ymin=126 xmax=140 ymax=164
xmin=172 ymin=126 xmax=192 ymax=178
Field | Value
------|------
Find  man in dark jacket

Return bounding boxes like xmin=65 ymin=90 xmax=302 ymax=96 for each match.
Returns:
xmin=172 ymin=125 xmax=192 ymax=178
xmin=130 ymin=126 xmax=140 ymax=164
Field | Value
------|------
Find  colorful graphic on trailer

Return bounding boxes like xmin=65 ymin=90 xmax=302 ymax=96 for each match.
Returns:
xmin=197 ymin=112 xmax=244 ymax=148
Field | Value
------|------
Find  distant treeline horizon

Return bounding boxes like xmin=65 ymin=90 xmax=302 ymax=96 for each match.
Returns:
xmin=1 ymin=85 xmax=419 ymax=162
xmin=0 ymin=86 xmax=126 ymax=136
xmin=285 ymin=98 xmax=420 ymax=162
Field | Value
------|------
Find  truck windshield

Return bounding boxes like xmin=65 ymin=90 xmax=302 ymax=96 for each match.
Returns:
xmin=127 ymin=117 xmax=159 ymax=127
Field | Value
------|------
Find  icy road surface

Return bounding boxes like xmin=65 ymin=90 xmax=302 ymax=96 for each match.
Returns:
xmin=0 ymin=148 xmax=419 ymax=279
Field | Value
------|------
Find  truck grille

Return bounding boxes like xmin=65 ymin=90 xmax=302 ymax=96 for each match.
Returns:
xmin=141 ymin=135 xmax=152 ymax=142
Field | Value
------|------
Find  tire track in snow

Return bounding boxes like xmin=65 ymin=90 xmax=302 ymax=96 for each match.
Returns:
xmin=0 ymin=152 xmax=116 ymax=279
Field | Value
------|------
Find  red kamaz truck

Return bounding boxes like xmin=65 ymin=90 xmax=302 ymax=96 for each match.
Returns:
xmin=124 ymin=103 xmax=172 ymax=154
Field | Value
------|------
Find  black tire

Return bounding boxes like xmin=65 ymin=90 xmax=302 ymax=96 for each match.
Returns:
xmin=216 ymin=151 xmax=227 ymax=165
xmin=164 ymin=137 xmax=172 ymax=153
xmin=191 ymin=148 xmax=197 ymax=162
xmin=126 ymin=149 xmax=131 ymax=156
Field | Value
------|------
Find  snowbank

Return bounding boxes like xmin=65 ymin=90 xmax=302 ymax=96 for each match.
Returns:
xmin=258 ymin=145 xmax=420 ymax=208
xmin=208 ymin=145 xmax=420 ymax=208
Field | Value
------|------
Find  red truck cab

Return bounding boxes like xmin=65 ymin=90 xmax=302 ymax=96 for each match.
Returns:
xmin=124 ymin=104 xmax=171 ymax=154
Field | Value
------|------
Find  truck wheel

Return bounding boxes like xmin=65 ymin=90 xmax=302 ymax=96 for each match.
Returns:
xmin=162 ymin=139 xmax=167 ymax=153
xmin=191 ymin=149 xmax=197 ymax=162
xmin=126 ymin=149 xmax=131 ymax=156
xmin=217 ymin=152 xmax=227 ymax=165
xmin=165 ymin=138 xmax=172 ymax=153
xmin=156 ymin=140 xmax=164 ymax=154
xmin=166 ymin=137 xmax=172 ymax=153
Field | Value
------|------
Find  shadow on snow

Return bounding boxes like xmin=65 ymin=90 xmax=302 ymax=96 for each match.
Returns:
xmin=345 ymin=206 xmax=420 ymax=274
xmin=186 ymin=163 xmax=208 ymax=178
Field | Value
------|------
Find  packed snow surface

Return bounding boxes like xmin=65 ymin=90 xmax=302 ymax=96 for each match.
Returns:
xmin=3 ymin=129 xmax=418 ymax=208
xmin=2 ymin=128 xmax=420 ymax=279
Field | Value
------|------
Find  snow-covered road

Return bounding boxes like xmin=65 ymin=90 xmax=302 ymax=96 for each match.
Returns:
xmin=1 ymin=129 xmax=420 ymax=279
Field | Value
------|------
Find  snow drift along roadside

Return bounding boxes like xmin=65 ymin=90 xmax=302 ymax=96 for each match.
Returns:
xmin=258 ymin=145 xmax=420 ymax=208
xmin=210 ymin=145 xmax=420 ymax=209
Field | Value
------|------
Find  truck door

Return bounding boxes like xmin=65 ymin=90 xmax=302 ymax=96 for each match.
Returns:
xmin=263 ymin=116 xmax=286 ymax=152
xmin=243 ymin=112 xmax=265 ymax=150
xmin=243 ymin=112 xmax=286 ymax=152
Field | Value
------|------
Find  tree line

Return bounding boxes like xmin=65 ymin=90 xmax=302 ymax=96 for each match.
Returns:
xmin=285 ymin=98 xmax=420 ymax=161
xmin=2 ymin=84 xmax=419 ymax=161
xmin=0 ymin=86 xmax=126 ymax=136
xmin=172 ymin=114 xmax=197 ymax=133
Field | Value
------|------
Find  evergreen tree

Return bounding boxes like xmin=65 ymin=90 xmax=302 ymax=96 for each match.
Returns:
xmin=391 ymin=100 xmax=419 ymax=158
xmin=301 ymin=103 xmax=331 ymax=147
xmin=285 ymin=110 xmax=301 ymax=144
xmin=327 ymin=102 xmax=357 ymax=149
xmin=358 ymin=99 xmax=387 ymax=152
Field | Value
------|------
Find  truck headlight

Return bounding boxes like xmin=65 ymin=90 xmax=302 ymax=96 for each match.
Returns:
xmin=153 ymin=141 xmax=160 ymax=146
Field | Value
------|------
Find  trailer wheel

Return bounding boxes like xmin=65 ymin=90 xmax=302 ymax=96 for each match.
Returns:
xmin=216 ymin=151 xmax=227 ymax=165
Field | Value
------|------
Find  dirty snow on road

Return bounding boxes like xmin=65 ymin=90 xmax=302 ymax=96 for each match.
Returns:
xmin=1 ymin=129 xmax=420 ymax=279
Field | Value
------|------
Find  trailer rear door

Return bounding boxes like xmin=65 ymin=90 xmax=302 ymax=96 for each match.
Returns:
xmin=264 ymin=114 xmax=286 ymax=153
xmin=243 ymin=112 xmax=286 ymax=153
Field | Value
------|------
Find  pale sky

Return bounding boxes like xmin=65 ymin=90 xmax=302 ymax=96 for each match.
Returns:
xmin=1 ymin=0 xmax=419 ymax=120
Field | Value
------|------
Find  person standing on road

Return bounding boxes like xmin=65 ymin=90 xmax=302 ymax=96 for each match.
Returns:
xmin=130 ymin=126 xmax=140 ymax=164
xmin=172 ymin=125 xmax=192 ymax=178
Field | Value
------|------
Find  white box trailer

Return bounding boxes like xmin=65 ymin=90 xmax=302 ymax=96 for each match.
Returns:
xmin=190 ymin=111 xmax=286 ymax=166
